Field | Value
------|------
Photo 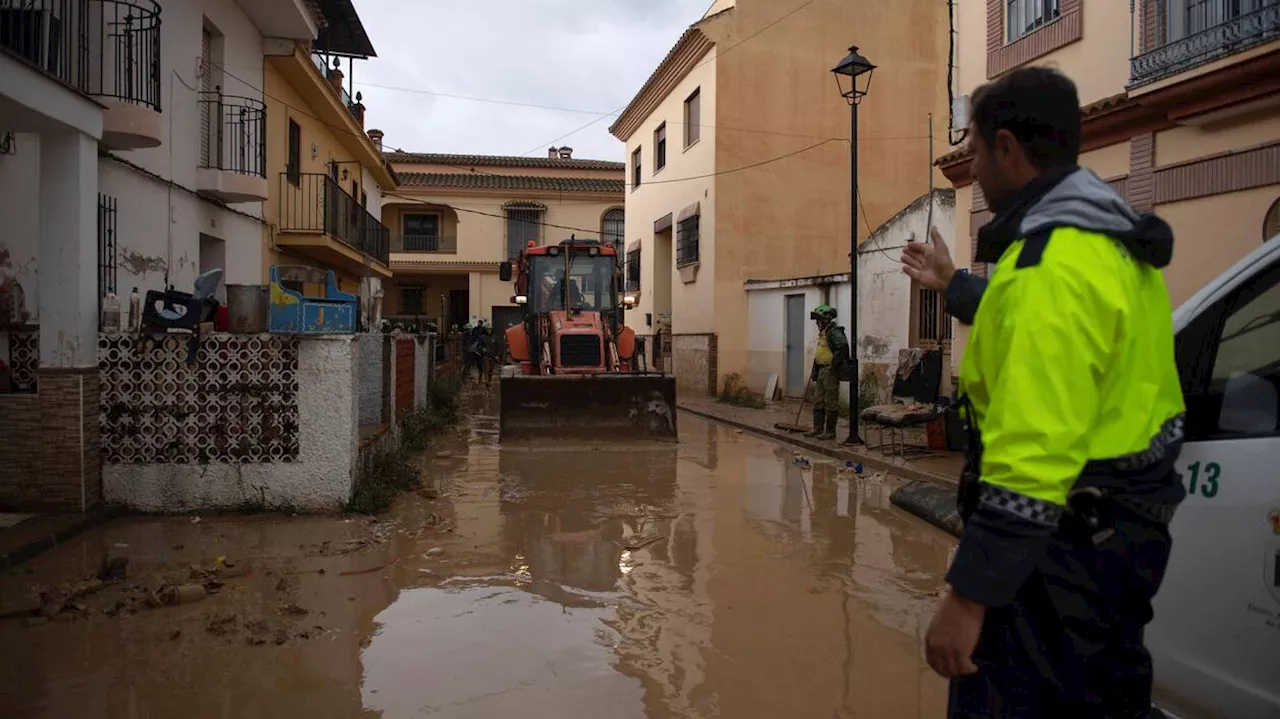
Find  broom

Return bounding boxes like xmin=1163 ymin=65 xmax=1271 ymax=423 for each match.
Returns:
xmin=774 ymin=377 xmax=812 ymax=433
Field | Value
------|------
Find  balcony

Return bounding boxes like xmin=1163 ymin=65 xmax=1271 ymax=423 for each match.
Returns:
xmin=395 ymin=235 xmax=457 ymax=253
xmin=0 ymin=0 xmax=162 ymax=148
xmin=277 ymin=173 xmax=392 ymax=278
xmin=196 ymin=89 xmax=267 ymax=203
xmin=1131 ymin=2 xmax=1280 ymax=87
xmin=311 ymin=52 xmax=365 ymax=126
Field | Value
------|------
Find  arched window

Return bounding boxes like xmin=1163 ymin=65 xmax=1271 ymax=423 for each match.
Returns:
xmin=602 ymin=208 xmax=625 ymax=253
xmin=1264 ymin=197 xmax=1279 ymax=243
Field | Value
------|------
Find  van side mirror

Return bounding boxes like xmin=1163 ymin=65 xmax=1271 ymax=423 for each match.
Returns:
xmin=499 ymin=262 xmax=513 ymax=282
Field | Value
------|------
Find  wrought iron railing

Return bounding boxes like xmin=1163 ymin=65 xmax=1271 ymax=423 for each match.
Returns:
xmin=310 ymin=51 xmax=365 ymax=123
xmin=398 ymin=235 xmax=457 ymax=253
xmin=279 ymin=173 xmax=390 ymax=265
xmin=199 ymin=88 xmax=266 ymax=178
xmin=1130 ymin=2 xmax=1280 ymax=87
xmin=0 ymin=0 xmax=161 ymax=110
xmin=98 ymin=192 xmax=117 ymax=317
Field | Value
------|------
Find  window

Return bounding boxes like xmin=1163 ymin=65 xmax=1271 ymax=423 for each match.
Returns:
xmin=677 ymin=214 xmax=700 ymax=267
xmin=1006 ymin=0 xmax=1061 ymax=42
xmin=626 ymin=247 xmax=641 ymax=292
xmin=401 ymin=285 xmax=425 ymax=314
xmin=1264 ymin=197 xmax=1279 ymax=242
xmin=601 ymin=209 xmax=625 ymax=253
xmin=684 ymin=88 xmax=701 ymax=147
xmin=1169 ymin=0 xmax=1275 ymax=41
xmin=361 ymin=191 xmax=368 ymax=209
xmin=1177 ymin=262 xmax=1280 ymax=440
xmin=654 ymin=123 xmax=667 ymax=171
xmin=506 ymin=205 xmax=543 ymax=260
xmin=403 ymin=213 xmax=441 ymax=251
xmin=286 ymin=119 xmax=301 ymax=186
xmin=631 ymin=147 xmax=642 ymax=191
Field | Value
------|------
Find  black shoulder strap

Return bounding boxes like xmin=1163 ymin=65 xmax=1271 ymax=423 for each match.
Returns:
xmin=1015 ymin=229 xmax=1054 ymax=269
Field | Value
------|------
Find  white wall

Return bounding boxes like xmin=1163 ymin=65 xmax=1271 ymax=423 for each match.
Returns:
xmin=104 ymin=335 xmax=360 ymax=512
xmin=0 ymin=134 xmax=41 ymax=323
xmin=742 ymin=191 xmax=956 ymax=404
xmin=103 ymin=0 xmax=267 ymax=298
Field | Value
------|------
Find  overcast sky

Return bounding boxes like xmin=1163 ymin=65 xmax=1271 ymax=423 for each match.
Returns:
xmin=348 ymin=0 xmax=707 ymax=161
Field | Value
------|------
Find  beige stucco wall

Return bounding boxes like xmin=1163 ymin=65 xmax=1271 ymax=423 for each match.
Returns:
xmin=1159 ymin=185 xmax=1280 ymax=306
xmin=263 ymin=59 xmax=389 ymax=287
xmin=955 ymin=0 xmax=1129 ymax=105
xmin=1079 ymin=142 xmax=1130 ymax=181
xmin=710 ymin=0 xmax=952 ymax=384
xmin=621 ymin=45 xmax=720 ymax=340
xmin=383 ymin=193 xmax=623 ymax=265
xmin=1155 ymin=110 xmax=1280 ymax=167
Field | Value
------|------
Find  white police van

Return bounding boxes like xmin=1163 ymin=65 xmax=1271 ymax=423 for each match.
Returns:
xmin=1151 ymin=234 xmax=1280 ymax=719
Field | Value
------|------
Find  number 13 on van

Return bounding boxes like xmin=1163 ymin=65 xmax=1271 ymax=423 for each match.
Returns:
xmin=1181 ymin=461 xmax=1222 ymax=499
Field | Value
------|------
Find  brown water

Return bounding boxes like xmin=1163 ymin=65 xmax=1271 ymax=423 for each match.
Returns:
xmin=0 ymin=397 xmax=956 ymax=718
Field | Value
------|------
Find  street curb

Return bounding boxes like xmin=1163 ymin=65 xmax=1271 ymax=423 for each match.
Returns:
xmin=678 ymin=404 xmax=956 ymax=488
xmin=0 ymin=507 xmax=118 ymax=572
xmin=890 ymin=481 xmax=962 ymax=537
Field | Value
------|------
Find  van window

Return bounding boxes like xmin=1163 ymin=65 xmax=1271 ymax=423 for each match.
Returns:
xmin=1178 ymin=262 xmax=1280 ymax=441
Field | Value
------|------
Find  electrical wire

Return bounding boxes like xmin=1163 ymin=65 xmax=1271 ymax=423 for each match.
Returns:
xmin=520 ymin=0 xmax=819 ymax=155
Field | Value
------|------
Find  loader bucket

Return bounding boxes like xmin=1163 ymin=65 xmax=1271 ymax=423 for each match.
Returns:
xmin=500 ymin=374 xmax=678 ymax=442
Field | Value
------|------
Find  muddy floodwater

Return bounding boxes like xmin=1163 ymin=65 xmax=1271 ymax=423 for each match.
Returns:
xmin=0 ymin=395 xmax=957 ymax=718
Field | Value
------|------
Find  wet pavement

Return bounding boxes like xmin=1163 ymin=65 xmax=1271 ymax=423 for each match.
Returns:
xmin=0 ymin=391 xmax=957 ymax=718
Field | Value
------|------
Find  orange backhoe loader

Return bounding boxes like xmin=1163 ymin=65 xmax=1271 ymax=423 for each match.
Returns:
xmin=498 ymin=238 xmax=677 ymax=441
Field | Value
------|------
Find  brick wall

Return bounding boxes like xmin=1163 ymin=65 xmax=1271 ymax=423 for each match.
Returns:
xmin=0 ymin=368 xmax=100 ymax=511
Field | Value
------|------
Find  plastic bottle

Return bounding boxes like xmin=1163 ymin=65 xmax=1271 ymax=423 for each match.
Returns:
xmin=127 ymin=287 xmax=141 ymax=331
xmin=101 ymin=292 xmax=121 ymax=332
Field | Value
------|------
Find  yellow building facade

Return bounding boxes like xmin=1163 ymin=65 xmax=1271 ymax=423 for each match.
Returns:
xmin=380 ymin=151 xmax=625 ymax=332
xmin=940 ymin=0 xmax=1280 ymax=368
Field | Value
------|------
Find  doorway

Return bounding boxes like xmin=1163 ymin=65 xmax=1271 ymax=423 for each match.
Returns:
xmin=653 ymin=227 xmax=674 ymax=373
xmin=448 ymin=289 xmax=469 ymax=332
xmin=491 ymin=305 xmax=523 ymax=361
xmin=785 ymin=294 xmax=806 ymax=396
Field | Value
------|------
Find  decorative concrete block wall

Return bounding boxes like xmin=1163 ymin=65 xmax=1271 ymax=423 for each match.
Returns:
xmin=101 ymin=334 xmax=359 ymax=512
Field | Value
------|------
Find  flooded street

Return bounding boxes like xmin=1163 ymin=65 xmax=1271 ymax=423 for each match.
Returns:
xmin=0 ymin=394 xmax=956 ymax=718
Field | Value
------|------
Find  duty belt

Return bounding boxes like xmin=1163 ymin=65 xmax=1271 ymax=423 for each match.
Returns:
xmin=955 ymin=395 xmax=1183 ymax=532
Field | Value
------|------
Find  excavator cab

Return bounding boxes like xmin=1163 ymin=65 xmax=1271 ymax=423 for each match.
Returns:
xmin=498 ymin=239 xmax=677 ymax=442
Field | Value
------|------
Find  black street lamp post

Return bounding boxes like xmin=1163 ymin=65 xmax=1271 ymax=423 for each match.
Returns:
xmin=832 ymin=45 xmax=875 ymax=446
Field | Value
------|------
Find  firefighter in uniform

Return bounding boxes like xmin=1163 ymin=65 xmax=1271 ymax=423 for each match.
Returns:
xmin=903 ymin=67 xmax=1186 ymax=717
xmin=804 ymin=304 xmax=849 ymax=441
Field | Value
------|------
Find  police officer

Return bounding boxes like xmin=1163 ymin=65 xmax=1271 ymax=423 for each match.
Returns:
xmin=903 ymin=67 xmax=1186 ymax=717
xmin=804 ymin=304 xmax=849 ymax=441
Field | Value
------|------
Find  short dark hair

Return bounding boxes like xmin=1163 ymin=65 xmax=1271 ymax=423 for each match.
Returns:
xmin=970 ymin=66 xmax=1081 ymax=171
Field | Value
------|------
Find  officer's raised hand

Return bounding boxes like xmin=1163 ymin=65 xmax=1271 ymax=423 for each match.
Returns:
xmin=901 ymin=227 xmax=956 ymax=292
xmin=925 ymin=590 xmax=983 ymax=678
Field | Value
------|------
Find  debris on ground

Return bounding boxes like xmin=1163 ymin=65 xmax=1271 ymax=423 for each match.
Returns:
xmin=620 ymin=536 xmax=667 ymax=552
xmin=98 ymin=557 xmax=129 ymax=581
xmin=279 ymin=603 xmax=309 ymax=617
xmin=425 ymin=547 xmax=445 ymax=557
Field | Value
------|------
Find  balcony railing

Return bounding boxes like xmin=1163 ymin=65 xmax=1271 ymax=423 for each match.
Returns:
xmin=0 ymin=0 xmax=162 ymax=110
xmin=398 ymin=235 xmax=457 ymax=253
xmin=199 ymin=88 xmax=266 ymax=178
xmin=1130 ymin=2 xmax=1280 ymax=87
xmin=311 ymin=51 xmax=364 ymax=124
xmin=279 ymin=173 xmax=390 ymax=265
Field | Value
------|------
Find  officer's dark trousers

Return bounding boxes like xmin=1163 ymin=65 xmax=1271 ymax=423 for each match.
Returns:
xmin=948 ymin=509 xmax=1173 ymax=718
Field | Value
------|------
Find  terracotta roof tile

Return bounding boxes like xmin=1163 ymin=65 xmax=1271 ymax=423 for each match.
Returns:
xmin=387 ymin=152 xmax=624 ymax=171
xmin=396 ymin=172 xmax=624 ymax=193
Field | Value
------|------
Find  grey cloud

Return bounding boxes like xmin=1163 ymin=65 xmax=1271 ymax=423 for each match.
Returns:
xmin=350 ymin=0 xmax=702 ymax=160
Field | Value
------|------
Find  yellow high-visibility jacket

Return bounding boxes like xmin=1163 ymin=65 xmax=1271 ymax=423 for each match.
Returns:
xmin=947 ymin=167 xmax=1186 ymax=607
